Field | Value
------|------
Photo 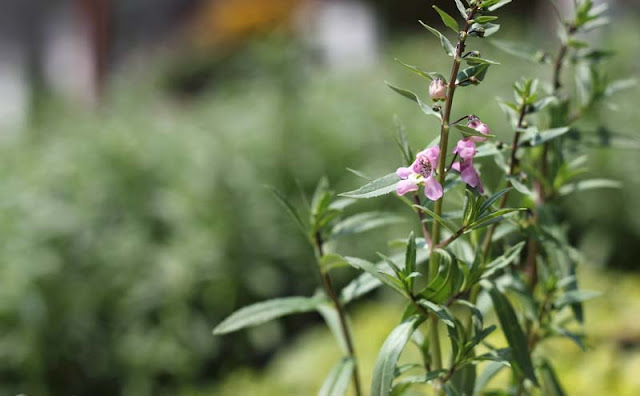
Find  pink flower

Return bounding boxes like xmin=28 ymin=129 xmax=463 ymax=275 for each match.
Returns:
xmin=451 ymin=159 xmax=484 ymax=193
xmin=429 ymin=78 xmax=447 ymax=101
xmin=453 ymin=139 xmax=477 ymax=161
xmin=452 ymin=137 xmax=484 ymax=193
xmin=467 ymin=116 xmax=491 ymax=142
xmin=396 ymin=147 xmax=443 ymax=201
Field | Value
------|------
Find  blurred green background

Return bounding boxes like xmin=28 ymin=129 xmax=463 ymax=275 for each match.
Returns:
xmin=0 ymin=0 xmax=639 ymax=395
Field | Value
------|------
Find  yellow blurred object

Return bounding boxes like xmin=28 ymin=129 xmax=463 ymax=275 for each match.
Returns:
xmin=190 ymin=0 xmax=308 ymax=47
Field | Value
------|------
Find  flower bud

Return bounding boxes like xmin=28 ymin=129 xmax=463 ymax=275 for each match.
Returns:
xmin=429 ymin=78 xmax=447 ymax=101
xmin=467 ymin=116 xmax=491 ymax=143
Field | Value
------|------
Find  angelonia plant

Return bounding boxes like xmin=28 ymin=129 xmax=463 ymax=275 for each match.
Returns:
xmin=213 ymin=1 xmax=633 ymax=395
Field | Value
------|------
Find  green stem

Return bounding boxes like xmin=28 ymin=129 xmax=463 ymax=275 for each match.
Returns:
xmin=427 ymin=8 xmax=478 ymax=392
xmin=314 ymin=233 xmax=362 ymax=396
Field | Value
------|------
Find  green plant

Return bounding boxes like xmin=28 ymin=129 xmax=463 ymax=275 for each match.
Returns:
xmin=214 ymin=1 xmax=635 ymax=395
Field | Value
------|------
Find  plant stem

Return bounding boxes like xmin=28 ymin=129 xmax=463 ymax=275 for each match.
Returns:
xmin=481 ymin=104 xmax=528 ymax=257
xmin=427 ymin=7 xmax=478 ymax=390
xmin=314 ymin=233 xmax=362 ymax=396
xmin=413 ymin=194 xmax=432 ymax=246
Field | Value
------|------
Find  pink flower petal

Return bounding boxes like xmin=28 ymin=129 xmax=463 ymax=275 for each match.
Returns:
xmin=396 ymin=167 xmax=413 ymax=179
xmin=423 ymin=176 xmax=443 ymax=201
xmin=461 ymin=162 xmax=480 ymax=188
xmin=468 ymin=119 xmax=490 ymax=142
xmin=453 ymin=139 xmax=476 ymax=160
xmin=397 ymin=179 xmax=419 ymax=196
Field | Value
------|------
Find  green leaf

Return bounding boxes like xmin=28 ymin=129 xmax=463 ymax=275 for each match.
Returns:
xmin=540 ymin=359 xmax=567 ymax=396
xmin=485 ymin=283 xmax=538 ymax=386
xmin=394 ymin=59 xmax=444 ymax=82
xmin=418 ymin=300 xmax=456 ymax=327
xmin=346 ymin=168 xmax=372 ymax=181
xmin=464 ymin=56 xmax=500 ymax=65
xmin=319 ymin=253 xmax=349 ymax=272
xmin=386 ymin=82 xmax=443 ymax=119
xmin=489 ymin=39 xmax=548 ymax=64
xmin=519 ymin=127 xmax=570 ymax=147
xmin=466 ymin=208 xmax=526 ymax=231
xmin=456 ymin=64 xmax=490 ymax=86
xmin=479 ymin=187 xmax=512 ymax=215
xmin=470 ymin=22 xmax=501 ymax=38
xmin=450 ymin=365 xmax=476 ymax=396
xmin=482 ymin=241 xmax=525 ymax=279
xmin=393 ymin=369 xmax=447 ymax=387
xmin=266 ymin=185 xmax=308 ymax=237
xmin=344 ymin=257 xmax=407 ymax=296
xmin=486 ymin=0 xmax=512 ymax=11
xmin=213 ymin=296 xmax=322 ymax=335
xmin=318 ymin=357 xmax=355 ymax=396
xmin=453 ymin=124 xmax=496 ymax=139
xmin=557 ymin=179 xmax=622 ymax=196
xmin=433 ymin=5 xmax=459 ymax=32
xmin=605 ymin=78 xmax=637 ymax=96
xmin=340 ymin=173 xmax=400 ymax=199
xmin=454 ymin=0 xmax=467 ymax=18
xmin=414 ymin=205 xmax=458 ymax=233
xmin=317 ymin=303 xmax=349 ymax=354
xmin=552 ymin=325 xmax=586 ymax=351
xmin=475 ymin=15 xmax=498 ymax=23
xmin=419 ymin=21 xmax=455 ymax=56
xmin=394 ymin=117 xmax=413 ymax=165
xmin=506 ymin=176 xmax=534 ymax=197
xmin=330 ymin=212 xmax=404 ymax=239
xmin=311 ymin=177 xmax=332 ymax=219
xmin=422 ymin=252 xmax=463 ymax=304
xmin=553 ymin=290 xmax=600 ymax=309
xmin=340 ymin=250 xmax=429 ymax=304
xmin=474 ymin=361 xmax=506 ymax=394
xmin=371 ymin=316 xmax=423 ymax=396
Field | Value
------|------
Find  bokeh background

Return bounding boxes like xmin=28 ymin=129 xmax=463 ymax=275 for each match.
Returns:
xmin=0 ymin=0 xmax=638 ymax=395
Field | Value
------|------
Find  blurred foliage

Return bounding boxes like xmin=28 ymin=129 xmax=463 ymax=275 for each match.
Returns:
xmin=0 ymin=15 xmax=638 ymax=395
xmin=206 ymin=267 xmax=640 ymax=395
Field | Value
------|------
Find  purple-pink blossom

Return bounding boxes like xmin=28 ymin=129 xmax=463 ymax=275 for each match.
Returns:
xmin=452 ymin=138 xmax=484 ymax=193
xmin=396 ymin=147 xmax=443 ymax=201
xmin=467 ymin=116 xmax=491 ymax=142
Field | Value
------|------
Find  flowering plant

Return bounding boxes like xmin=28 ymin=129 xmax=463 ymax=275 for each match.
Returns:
xmin=213 ymin=1 xmax=632 ymax=395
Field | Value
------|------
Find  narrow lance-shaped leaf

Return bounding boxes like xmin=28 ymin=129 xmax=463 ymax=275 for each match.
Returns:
xmin=454 ymin=0 xmax=467 ymax=18
xmin=489 ymin=39 xmax=548 ymax=63
xmin=344 ymin=257 xmax=407 ymax=296
xmin=419 ymin=21 xmax=455 ymax=56
xmin=474 ymin=361 xmax=506 ymax=394
xmin=414 ymin=204 xmax=458 ymax=233
xmin=394 ymin=59 xmax=444 ymax=82
xmin=540 ymin=359 xmax=567 ymax=396
xmin=340 ymin=173 xmax=400 ymax=199
xmin=330 ymin=212 xmax=404 ymax=239
xmin=484 ymin=283 xmax=538 ymax=386
xmin=386 ymin=82 xmax=443 ymax=120
xmin=557 ymin=179 xmax=621 ymax=196
xmin=481 ymin=241 xmax=526 ymax=279
xmin=266 ymin=185 xmax=308 ymax=236
xmin=213 ymin=296 xmax=322 ymax=335
xmin=316 ymin=303 xmax=349 ymax=354
xmin=454 ymin=124 xmax=496 ymax=139
xmin=371 ymin=316 xmax=423 ymax=396
xmin=318 ymin=357 xmax=355 ymax=396
xmin=519 ymin=127 xmax=570 ymax=147
xmin=466 ymin=208 xmax=526 ymax=231
xmin=433 ymin=5 xmax=459 ymax=32
xmin=456 ymin=64 xmax=490 ymax=86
